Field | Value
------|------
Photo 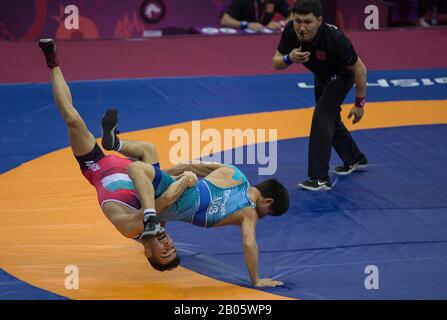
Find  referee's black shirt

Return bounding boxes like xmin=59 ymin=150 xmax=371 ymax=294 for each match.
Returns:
xmin=277 ymin=21 xmax=358 ymax=82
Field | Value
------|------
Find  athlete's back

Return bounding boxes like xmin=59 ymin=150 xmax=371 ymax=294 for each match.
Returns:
xmin=204 ymin=165 xmax=245 ymax=188
xmin=158 ymin=165 xmax=254 ymax=227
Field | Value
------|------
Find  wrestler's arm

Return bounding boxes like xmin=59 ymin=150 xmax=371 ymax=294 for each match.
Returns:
xmin=240 ymin=214 xmax=260 ymax=285
xmin=240 ymin=211 xmax=284 ymax=288
xmin=165 ymin=161 xmax=224 ymax=177
xmin=155 ymin=172 xmax=197 ymax=213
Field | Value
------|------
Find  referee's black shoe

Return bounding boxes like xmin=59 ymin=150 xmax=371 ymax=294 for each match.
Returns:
xmin=101 ymin=108 xmax=120 ymax=151
xmin=298 ymin=179 xmax=332 ymax=191
xmin=334 ymin=154 xmax=368 ymax=176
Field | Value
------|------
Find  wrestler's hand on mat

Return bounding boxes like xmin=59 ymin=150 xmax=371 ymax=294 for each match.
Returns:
xmin=180 ymin=171 xmax=198 ymax=188
xmin=289 ymin=47 xmax=311 ymax=64
xmin=254 ymin=278 xmax=284 ymax=287
xmin=348 ymin=106 xmax=364 ymax=124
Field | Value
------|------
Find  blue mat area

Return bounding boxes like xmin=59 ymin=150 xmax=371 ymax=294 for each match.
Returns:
xmin=1 ymin=69 xmax=446 ymax=299
xmin=0 ymin=270 xmax=67 ymax=300
xmin=1 ymin=68 xmax=446 ymax=173
xmin=173 ymin=124 xmax=447 ymax=299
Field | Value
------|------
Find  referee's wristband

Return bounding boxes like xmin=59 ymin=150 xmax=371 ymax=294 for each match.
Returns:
xmin=240 ymin=21 xmax=249 ymax=29
xmin=355 ymin=96 xmax=366 ymax=108
xmin=283 ymin=54 xmax=293 ymax=65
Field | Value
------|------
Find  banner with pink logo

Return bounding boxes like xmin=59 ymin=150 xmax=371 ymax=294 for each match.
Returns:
xmin=0 ymin=0 xmax=229 ymax=40
xmin=0 ymin=0 xmax=390 ymax=41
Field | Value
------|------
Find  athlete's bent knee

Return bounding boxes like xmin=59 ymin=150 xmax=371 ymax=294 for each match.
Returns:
xmin=128 ymin=161 xmax=155 ymax=180
xmin=142 ymin=142 xmax=157 ymax=156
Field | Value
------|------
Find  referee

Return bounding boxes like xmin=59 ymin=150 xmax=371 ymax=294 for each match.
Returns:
xmin=272 ymin=0 xmax=368 ymax=191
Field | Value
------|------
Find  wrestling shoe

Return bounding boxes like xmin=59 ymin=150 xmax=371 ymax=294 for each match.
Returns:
xmin=38 ymin=39 xmax=59 ymax=69
xmin=298 ymin=179 xmax=332 ymax=191
xmin=101 ymin=108 xmax=121 ymax=151
xmin=334 ymin=154 xmax=368 ymax=176
xmin=139 ymin=215 xmax=165 ymax=239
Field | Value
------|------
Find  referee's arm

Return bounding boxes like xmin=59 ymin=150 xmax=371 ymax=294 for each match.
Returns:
xmin=346 ymin=56 xmax=367 ymax=99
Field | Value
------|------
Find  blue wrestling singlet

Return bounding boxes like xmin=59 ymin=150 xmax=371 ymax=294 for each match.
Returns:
xmin=158 ymin=165 xmax=255 ymax=227
xmin=152 ymin=163 xmax=176 ymax=198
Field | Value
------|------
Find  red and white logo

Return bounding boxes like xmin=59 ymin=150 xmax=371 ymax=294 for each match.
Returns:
xmin=140 ymin=0 xmax=166 ymax=24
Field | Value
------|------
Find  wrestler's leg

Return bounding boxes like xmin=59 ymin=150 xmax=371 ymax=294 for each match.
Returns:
xmin=128 ymin=162 xmax=157 ymax=209
xmin=39 ymin=39 xmax=96 ymax=156
xmin=101 ymin=108 xmax=159 ymax=164
xmin=127 ymin=161 xmax=164 ymax=238
xmin=120 ymin=140 xmax=159 ymax=164
xmin=51 ymin=67 xmax=96 ymax=155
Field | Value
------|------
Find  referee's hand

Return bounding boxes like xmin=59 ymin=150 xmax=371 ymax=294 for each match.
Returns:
xmin=348 ymin=106 xmax=364 ymax=124
xmin=289 ymin=47 xmax=311 ymax=64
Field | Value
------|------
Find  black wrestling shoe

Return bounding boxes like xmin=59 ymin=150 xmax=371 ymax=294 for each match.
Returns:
xmin=334 ymin=154 xmax=368 ymax=176
xmin=139 ymin=215 xmax=165 ymax=239
xmin=101 ymin=108 xmax=120 ymax=150
xmin=38 ymin=39 xmax=59 ymax=69
xmin=298 ymin=179 xmax=332 ymax=191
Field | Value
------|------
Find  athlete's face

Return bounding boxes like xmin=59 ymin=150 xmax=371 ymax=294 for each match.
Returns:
xmin=148 ymin=232 xmax=177 ymax=264
xmin=293 ymin=12 xmax=322 ymax=42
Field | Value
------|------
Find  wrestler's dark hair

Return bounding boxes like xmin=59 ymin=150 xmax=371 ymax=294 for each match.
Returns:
xmin=293 ymin=0 xmax=322 ymax=17
xmin=254 ymin=179 xmax=290 ymax=216
xmin=148 ymin=256 xmax=181 ymax=271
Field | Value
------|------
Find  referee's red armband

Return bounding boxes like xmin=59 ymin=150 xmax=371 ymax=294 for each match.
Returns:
xmin=355 ymin=97 xmax=366 ymax=108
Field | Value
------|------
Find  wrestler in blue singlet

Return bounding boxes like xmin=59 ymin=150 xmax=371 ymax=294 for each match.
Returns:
xmin=158 ymin=165 xmax=255 ymax=227
xmin=151 ymin=163 xmax=176 ymax=198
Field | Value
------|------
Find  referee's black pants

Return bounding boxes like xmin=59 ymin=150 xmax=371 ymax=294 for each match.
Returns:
xmin=308 ymin=72 xmax=363 ymax=180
